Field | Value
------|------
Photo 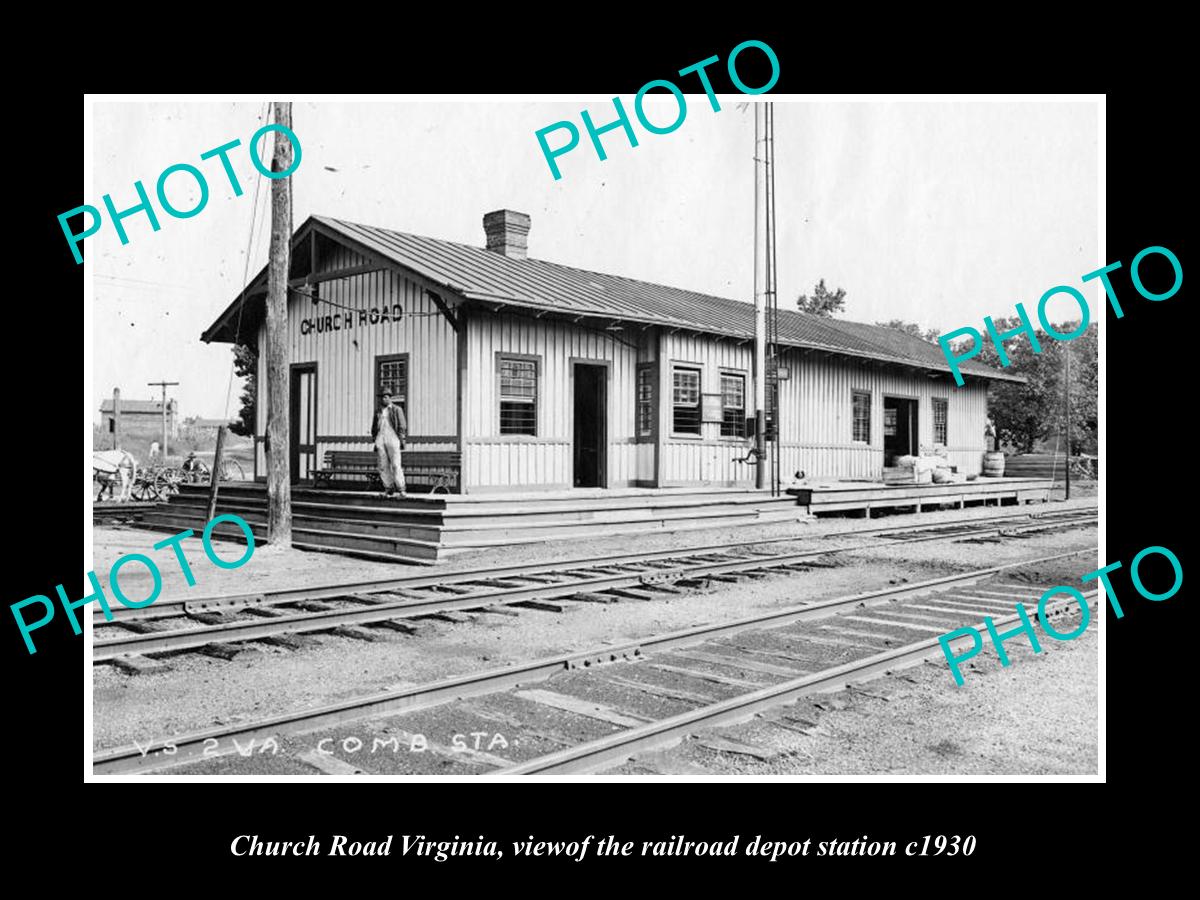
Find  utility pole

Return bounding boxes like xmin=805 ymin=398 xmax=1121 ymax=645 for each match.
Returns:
xmin=112 ymin=387 xmax=121 ymax=450
xmin=1064 ymin=339 xmax=1072 ymax=501
xmin=266 ymin=101 xmax=294 ymax=546
xmin=147 ymin=380 xmax=178 ymax=458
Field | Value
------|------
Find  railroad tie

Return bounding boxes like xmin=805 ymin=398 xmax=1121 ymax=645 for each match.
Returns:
xmin=841 ymin=615 xmax=948 ymax=635
xmin=605 ymin=588 xmax=657 ymax=601
xmin=477 ymin=605 xmax=522 ymax=617
xmin=110 ymin=653 xmax=172 ymax=676
xmin=570 ymin=592 xmax=621 ymax=604
xmin=631 ymin=750 xmax=710 ymax=775
xmin=370 ymin=619 xmax=426 ymax=634
xmin=705 ymin=574 xmax=745 ymax=584
xmin=298 ymin=750 xmax=368 ymax=776
xmin=513 ymin=599 xmax=577 ymax=613
xmin=691 ymin=735 xmax=778 ymax=762
xmin=675 ymin=648 xmax=807 ymax=678
xmin=648 ymin=661 xmax=765 ymax=689
xmin=330 ymin=625 xmax=387 ymax=642
xmin=595 ymin=672 xmax=716 ymax=706
xmin=197 ymin=642 xmax=262 ymax=661
xmin=187 ymin=611 xmax=241 ymax=626
xmin=342 ymin=592 xmax=396 ymax=605
xmin=385 ymin=729 xmax=512 ymax=769
xmin=417 ymin=610 xmax=476 ymax=624
xmin=289 ymin=600 xmax=338 ymax=613
xmin=514 ymin=689 xmax=651 ymax=728
xmin=454 ymin=702 xmax=577 ymax=748
xmin=642 ymin=582 xmax=686 ymax=594
xmin=256 ymin=632 xmax=320 ymax=650
xmin=111 ymin=619 xmax=167 ymax=634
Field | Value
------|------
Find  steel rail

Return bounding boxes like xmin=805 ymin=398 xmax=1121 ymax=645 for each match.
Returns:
xmin=92 ymin=549 xmax=1091 ymax=774
xmin=90 ymin=517 xmax=1096 ymax=661
xmin=92 ymin=506 xmax=1096 ymax=625
xmin=496 ymin=590 xmax=1100 ymax=775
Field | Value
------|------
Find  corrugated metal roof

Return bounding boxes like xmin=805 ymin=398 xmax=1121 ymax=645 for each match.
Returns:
xmin=203 ymin=214 xmax=1019 ymax=382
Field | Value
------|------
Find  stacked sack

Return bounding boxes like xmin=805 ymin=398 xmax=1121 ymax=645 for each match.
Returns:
xmin=894 ymin=453 xmax=965 ymax=484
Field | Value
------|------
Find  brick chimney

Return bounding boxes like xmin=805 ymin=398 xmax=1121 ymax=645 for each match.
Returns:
xmin=483 ymin=209 xmax=531 ymax=260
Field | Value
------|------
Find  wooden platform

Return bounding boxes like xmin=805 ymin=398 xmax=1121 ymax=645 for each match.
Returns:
xmin=790 ymin=476 xmax=1054 ymax=517
xmin=134 ymin=484 xmax=812 ymax=564
xmin=130 ymin=477 xmax=1053 ymax=564
xmin=93 ymin=500 xmax=161 ymax=525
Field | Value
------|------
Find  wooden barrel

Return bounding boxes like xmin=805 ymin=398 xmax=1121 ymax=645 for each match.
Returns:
xmin=982 ymin=451 xmax=1005 ymax=477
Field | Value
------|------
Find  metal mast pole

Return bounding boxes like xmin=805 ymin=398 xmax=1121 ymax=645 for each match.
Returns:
xmin=766 ymin=103 xmax=781 ymax=496
xmin=753 ymin=104 xmax=768 ymax=490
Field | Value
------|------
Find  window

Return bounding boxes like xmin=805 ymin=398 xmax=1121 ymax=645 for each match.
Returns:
xmin=499 ymin=356 xmax=537 ymax=435
xmin=720 ymin=373 xmax=747 ymax=437
xmin=852 ymin=390 xmax=871 ymax=443
xmin=672 ymin=367 xmax=701 ymax=434
xmin=375 ymin=355 xmax=408 ymax=416
xmin=933 ymin=398 xmax=948 ymax=444
xmin=636 ymin=365 xmax=654 ymax=438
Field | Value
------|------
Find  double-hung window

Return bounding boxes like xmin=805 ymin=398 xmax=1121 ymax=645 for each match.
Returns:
xmin=499 ymin=356 xmax=537 ymax=435
xmin=672 ymin=367 xmax=701 ymax=435
xmin=852 ymin=390 xmax=871 ymax=443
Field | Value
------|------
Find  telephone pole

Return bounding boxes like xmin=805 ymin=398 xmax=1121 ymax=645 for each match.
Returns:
xmin=1064 ymin=339 xmax=1072 ymax=501
xmin=147 ymin=380 xmax=178 ymax=458
xmin=265 ymin=101 xmax=294 ymax=546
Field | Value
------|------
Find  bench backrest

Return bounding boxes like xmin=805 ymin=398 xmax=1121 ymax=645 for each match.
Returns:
xmin=323 ymin=449 xmax=461 ymax=469
xmin=324 ymin=450 xmax=377 ymax=469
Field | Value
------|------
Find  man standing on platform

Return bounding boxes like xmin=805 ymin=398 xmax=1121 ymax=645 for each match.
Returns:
xmin=371 ymin=391 xmax=408 ymax=497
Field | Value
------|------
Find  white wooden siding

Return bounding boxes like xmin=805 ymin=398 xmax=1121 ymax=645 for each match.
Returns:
xmin=254 ymin=246 xmax=458 ymax=475
xmin=463 ymin=313 xmax=642 ymax=490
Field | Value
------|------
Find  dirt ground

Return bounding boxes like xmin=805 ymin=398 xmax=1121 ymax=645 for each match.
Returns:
xmin=91 ymin=497 xmax=1099 ymax=776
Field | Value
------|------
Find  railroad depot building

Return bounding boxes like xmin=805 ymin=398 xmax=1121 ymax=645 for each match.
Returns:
xmin=201 ymin=211 xmax=1018 ymax=494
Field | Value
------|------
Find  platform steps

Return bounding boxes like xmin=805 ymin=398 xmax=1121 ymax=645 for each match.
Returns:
xmin=137 ymin=485 xmax=807 ymax=564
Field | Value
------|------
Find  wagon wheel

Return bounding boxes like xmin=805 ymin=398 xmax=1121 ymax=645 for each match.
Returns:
xmin=156 ymin=471 xmax=178 ymax=498
xmin=219 ymin=458 xmax=245 ymax=482
xmin=130 ymin=476 xmax=159 ymax=502
xmin=158 ymin=468 xmax=183 ymax=496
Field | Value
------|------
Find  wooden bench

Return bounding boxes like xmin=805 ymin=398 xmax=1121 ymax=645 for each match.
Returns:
xmin=313 ymin=449 xmax=461 ymax=493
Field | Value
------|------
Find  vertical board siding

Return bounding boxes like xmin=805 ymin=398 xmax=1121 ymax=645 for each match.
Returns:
xmin=658 ymin=332 xmax=758 ymax=486
xmin=254 ymin=247 xmax=458 ymax=472
xmin=250 ymin=249 xmax=991 ymax=492
xmin=776 ymin=349 xmax=989 ymax=480
xmin=464 ymin=313 xmax=641 ymax=490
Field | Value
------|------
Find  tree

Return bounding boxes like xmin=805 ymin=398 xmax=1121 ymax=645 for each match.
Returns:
xmin=230 ymin=342 xmax=258 ymax=437
xmin=796 ymin=278 xmax=846 ymax=317
xmin=875 ymin=319 xmax=940 ymax=343
xmin=972 ymin=319 xmax=1098 ymax=455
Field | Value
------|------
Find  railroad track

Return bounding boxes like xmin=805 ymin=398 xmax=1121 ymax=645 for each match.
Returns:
xmin=92 ymin=550 xmax=1095 ymax=775
xmin=91 ymin=508 xmax=1097 ymax=665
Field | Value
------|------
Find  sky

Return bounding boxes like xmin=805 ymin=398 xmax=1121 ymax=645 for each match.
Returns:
xmin=89 ymin=98 xmax=1099 ymax=421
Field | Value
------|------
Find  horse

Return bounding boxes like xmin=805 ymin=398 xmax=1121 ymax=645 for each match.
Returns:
xmin=93 ymin=449 xmax=138 ymax=502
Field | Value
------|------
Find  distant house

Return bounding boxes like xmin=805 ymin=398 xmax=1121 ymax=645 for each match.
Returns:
xmin=100 ymin=398 xmax=178 ymax=437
